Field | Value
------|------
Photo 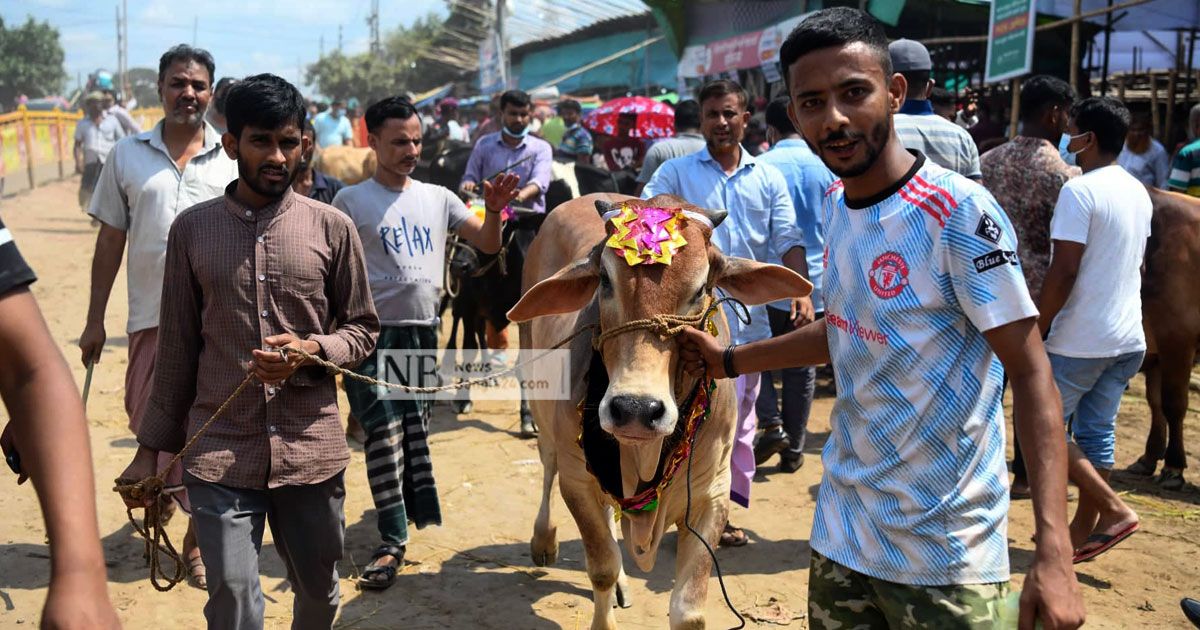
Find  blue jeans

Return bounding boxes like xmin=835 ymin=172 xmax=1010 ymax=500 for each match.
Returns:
xmin=755 ymin=307 xmax=818 ymax=454
xmin=1049 ymin=351 xmax=1144 ymax=469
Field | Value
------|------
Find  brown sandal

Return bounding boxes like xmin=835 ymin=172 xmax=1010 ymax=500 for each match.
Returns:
xmin=187 ymin=550 xmax=206 ymax=589
xmin=719 ymin=523 xmax=748 ymax=548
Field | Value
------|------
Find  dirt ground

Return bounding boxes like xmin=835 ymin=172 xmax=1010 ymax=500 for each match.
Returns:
xmin=1 ymin=177 xmax=1198 ymax=629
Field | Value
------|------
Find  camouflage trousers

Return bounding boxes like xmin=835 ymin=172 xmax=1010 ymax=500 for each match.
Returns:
xmin=808 ymin=551 xmax=1011 ymax=629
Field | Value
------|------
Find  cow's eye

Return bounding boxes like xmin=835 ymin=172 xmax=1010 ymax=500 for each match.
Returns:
xmin=598 ymin=273 xmax=612 ymax=292
xmin=692 ymin=286 xmax=705 ymax=302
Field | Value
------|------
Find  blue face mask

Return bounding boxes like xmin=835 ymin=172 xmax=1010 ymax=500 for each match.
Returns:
xmin=502 ymin=125 xmax=529 ymax=139
xmin=1058 ymin=133 xmax=1078 ymax=165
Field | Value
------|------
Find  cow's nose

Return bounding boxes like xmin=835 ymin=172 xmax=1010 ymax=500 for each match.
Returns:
xmin=609 ymin=395 xmax=666 ymax=427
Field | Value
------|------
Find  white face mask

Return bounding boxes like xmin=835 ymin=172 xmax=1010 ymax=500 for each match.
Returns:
xmin=1065 ymin=132 xmax=1091 ymax=158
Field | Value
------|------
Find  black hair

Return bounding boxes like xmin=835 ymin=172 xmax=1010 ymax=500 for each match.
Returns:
xmin=1019 ymin=75 xmax=1075 ymax=122
xmin=779 ymin=7 xmax=890 ymax=88
xmin=223 ymin=73 xmax=306 ymax=139
xmin=557 ymin=99 xmax=581 ymax=114
xmin=764 ymin=96 xmax=797 ymax=135
xmin=365 ymin=95 xmax=419 ymax=135
xmin=212 ymin=77 xmax=238 ymax=116
xmin=331 ymin=99 xmax=344 ymax=107
xmin=929 ymin=87 xmax=955 ymax=107
xmin=674 ymin=99 xmax=701 ymax=130
xmin=500 ymin=89 xmax=532 ymax=111
xmin=901 ymin=70 xmax=931 ymax=98
xmin=301 ymin=118 xmax=316 ymax=139
xmin=697 ymin=79 xmax=748 ymax=109
xmin=1071 ymin=96 xmax=1130 ymax=155
xmin=157 ymin=44 xmax=215 ymax=85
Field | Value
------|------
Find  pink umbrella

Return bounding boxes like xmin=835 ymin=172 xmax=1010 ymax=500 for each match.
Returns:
xmin=583 ymin=96 xmax=675 ymax=139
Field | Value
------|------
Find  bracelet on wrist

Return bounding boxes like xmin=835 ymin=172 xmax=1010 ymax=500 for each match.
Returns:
xmin=722 ymin=344 xmax=739 ymax=378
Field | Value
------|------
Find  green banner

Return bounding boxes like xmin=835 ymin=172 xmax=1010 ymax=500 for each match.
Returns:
xmin=985 ymin=0 xmax=1037 ymax=83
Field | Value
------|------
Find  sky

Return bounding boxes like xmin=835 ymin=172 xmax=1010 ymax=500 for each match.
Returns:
xmin=5 ymin=0 xmax=448 ymax=98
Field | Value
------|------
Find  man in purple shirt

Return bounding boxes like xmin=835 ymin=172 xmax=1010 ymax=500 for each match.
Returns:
xmin=459 ymin=89 xmax=552 ymax=213
xmin=458 ymin=89 xmax=552 ymax=436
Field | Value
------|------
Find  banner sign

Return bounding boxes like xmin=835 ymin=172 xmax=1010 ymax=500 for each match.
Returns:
xmin=984 ymin=0 xmax=1037 ymax=83
xmin=677 ymin=14 xmax=808 ymax=80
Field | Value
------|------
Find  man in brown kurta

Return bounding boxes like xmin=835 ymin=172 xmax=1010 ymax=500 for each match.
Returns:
xmin=120 ymin=74 xmax=378 ymax=630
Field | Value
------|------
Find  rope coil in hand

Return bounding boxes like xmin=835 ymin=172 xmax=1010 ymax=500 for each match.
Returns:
xmin=112 ymin=295 xmax=745 ymax=591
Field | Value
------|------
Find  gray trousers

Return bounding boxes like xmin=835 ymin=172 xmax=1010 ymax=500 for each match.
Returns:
xmin=185 ymin=471 xmax=346 ymax=630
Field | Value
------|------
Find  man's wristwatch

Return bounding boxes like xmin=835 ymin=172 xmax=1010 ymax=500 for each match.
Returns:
xmin=722 ymin=344 xmax=739 ymax=379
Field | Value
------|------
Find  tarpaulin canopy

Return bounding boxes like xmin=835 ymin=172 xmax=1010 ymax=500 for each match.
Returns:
xmin=1037 ymin=0 xmax=1199 ymax=31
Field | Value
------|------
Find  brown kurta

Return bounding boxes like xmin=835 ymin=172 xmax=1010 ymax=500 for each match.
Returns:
xmin=138 ymin=182 xmax=379 ymax=489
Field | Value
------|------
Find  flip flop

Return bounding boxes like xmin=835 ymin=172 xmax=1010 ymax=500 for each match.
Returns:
xmin=187 ymin=553 xmax=207 ymax=590
xmin=1073 ymin=521 xmax=1139 ymax=564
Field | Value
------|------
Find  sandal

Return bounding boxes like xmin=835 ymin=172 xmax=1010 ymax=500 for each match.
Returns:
xmin=357 ymin=544 xmax=405 ymax=591
xmin=719 ymin=523 xmax=748 ymax=548
xmin=187 ymin=551 xmax=207 ymax=590
xmin=1073 ymin=521 xmax=1139 ymax=564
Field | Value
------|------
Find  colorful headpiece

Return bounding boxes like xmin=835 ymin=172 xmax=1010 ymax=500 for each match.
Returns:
xmin=602 ymin=205 xmax=707 ymax=266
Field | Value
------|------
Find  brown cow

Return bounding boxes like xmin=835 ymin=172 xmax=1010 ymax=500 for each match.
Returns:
xmin=314 ymin=145 xmax=376 ymax=184
xmin=1130 ymin=188 xmax=1200 ymax=489
xmin=508 ymin=194 xmax=809 ymax=628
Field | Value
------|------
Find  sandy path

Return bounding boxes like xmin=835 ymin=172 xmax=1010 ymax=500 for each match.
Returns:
xmin=0 ymin=177 xmax=1197 ymax=629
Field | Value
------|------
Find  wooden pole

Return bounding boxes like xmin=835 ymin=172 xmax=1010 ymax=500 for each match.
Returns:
xmin=1069 ymin=0 xmax=1082 ymax=92
xmin=1150 ymin=73 xmax=1161 ymax=141
xmin=54 ymin=111 xmax=65 ymax=179
xmin=1009 ymin=77 xmax=1022 ymax=138
xmin=19 ymin=106 xmax=35 ymax=191
xmin=1167 ymin=70 xmax=1177 ymax=148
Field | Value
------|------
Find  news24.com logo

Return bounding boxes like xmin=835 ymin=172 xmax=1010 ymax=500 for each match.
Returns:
xmin=375 ymin=349 xmax=572 ymax=401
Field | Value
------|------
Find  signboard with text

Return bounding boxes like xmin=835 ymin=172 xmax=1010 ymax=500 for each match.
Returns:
xmin=676 ymin=13 xmax=809 ymax=80
xmin=984 ymin=0 xmax=1037 ymax=83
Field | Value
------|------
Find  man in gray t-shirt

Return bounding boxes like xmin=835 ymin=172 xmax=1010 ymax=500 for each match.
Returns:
xmin=331 ymin=96 xmax=518 ymax=591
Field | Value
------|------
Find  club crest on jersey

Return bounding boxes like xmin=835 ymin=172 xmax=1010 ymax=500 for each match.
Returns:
xmin=868 ymin=251 xmax=909 ymax=299
xmin=975 ymin=214 xmax=1003 ymax=244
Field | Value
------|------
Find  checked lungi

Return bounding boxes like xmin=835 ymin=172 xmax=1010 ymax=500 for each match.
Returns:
xmin=344 ymin=326 xmax=442 ymax=546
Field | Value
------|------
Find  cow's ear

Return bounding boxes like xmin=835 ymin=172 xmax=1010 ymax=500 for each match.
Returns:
xmin=712 ymin=253 xmax=812 ymax=306
xmin=508 ymin=257 xmax=600 ymax=322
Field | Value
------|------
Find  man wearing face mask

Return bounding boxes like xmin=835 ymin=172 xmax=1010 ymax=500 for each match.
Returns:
xmin=313 ymin=99 xmax=354 ymax=148
xmin=459 ymin=89 xmax=552 ymax=415
xmin=119 ymin=73 xmax=379 ymax=629
xmin=1039 ymin=97 xmax=1147 ymax=563
xmin=80 ymin=44 xmax=237 ymax=590
xmin=979 ymin=74 xmax=1079 ymax=498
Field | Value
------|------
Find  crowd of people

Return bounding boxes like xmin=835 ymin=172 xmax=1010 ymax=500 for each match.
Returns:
xmin=1 ymin=4 xmax=1198 ymax=626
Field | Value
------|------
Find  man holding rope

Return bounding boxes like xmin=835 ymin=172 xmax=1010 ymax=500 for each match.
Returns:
xmin=80 ymin=44 xmax=237 ymax=590
xmin=119 ymin=74 xmax=379 ymax=630
xmin=332 ymin=96 xmax=519 ymax=590
xmin=679 ymin=8 xmax=1084 ymax=628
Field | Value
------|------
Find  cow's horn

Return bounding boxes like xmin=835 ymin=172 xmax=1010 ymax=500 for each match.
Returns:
xmin=699 ymin=207 xmax=728 ymax=228
xmin=594 ymin=199 xmax=617 ymax=218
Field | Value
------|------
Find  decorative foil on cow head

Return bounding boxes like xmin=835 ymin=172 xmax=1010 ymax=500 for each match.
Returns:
xmin=509 ymin=194 xmax=810 ymax=444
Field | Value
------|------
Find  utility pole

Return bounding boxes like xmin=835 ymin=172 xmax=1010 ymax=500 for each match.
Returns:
xmin=338 ymin=24 xmax=343 ymax=52
xmin=368 ymin=0 xmax=381 ymax=54
xmin=115 ymin=0 xmax=129 ymax=102
xmin=497 ymin=0 xmax=509 ymax=89
xmin=319 ymin=35 xmax=325 ymax=59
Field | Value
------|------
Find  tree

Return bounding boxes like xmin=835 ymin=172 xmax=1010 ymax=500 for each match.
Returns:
xmin=0 ymin=16 xmax=67 ymax=111
xmin=306 ymin=14 xmax=448 ymax=105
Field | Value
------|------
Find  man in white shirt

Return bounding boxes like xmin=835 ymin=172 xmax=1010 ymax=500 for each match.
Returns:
xmin=1040 ymin=96 xmax=1147 ymax=563
xmin=78 ymin=44 xmax=237 ymax=589
xmin=1117 ymin=115 xmax=1169 ymax=188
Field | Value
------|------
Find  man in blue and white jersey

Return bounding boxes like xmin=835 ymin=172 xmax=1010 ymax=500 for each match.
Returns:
xmin=678 ymin=7 xmax=1085 ymax=629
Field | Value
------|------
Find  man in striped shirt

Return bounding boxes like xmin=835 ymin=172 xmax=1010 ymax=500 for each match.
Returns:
xmin=1167 ymin=103 xmax=1200 ymax=196
xmin=890 ymin=38 xmax=982 ymax=180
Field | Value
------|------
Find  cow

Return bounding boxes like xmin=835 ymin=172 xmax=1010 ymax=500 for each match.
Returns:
xmin=508 ymin=193 xmax=810 ymax=628
xmin=314 ymin=145 xmax=376 ymax=184
xmin=1129 ymin=188 xmax=1200 ymax=490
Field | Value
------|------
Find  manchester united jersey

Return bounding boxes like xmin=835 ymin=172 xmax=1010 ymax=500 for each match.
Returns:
xmin=812 ymin=153 xmax=1037 ymax=586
